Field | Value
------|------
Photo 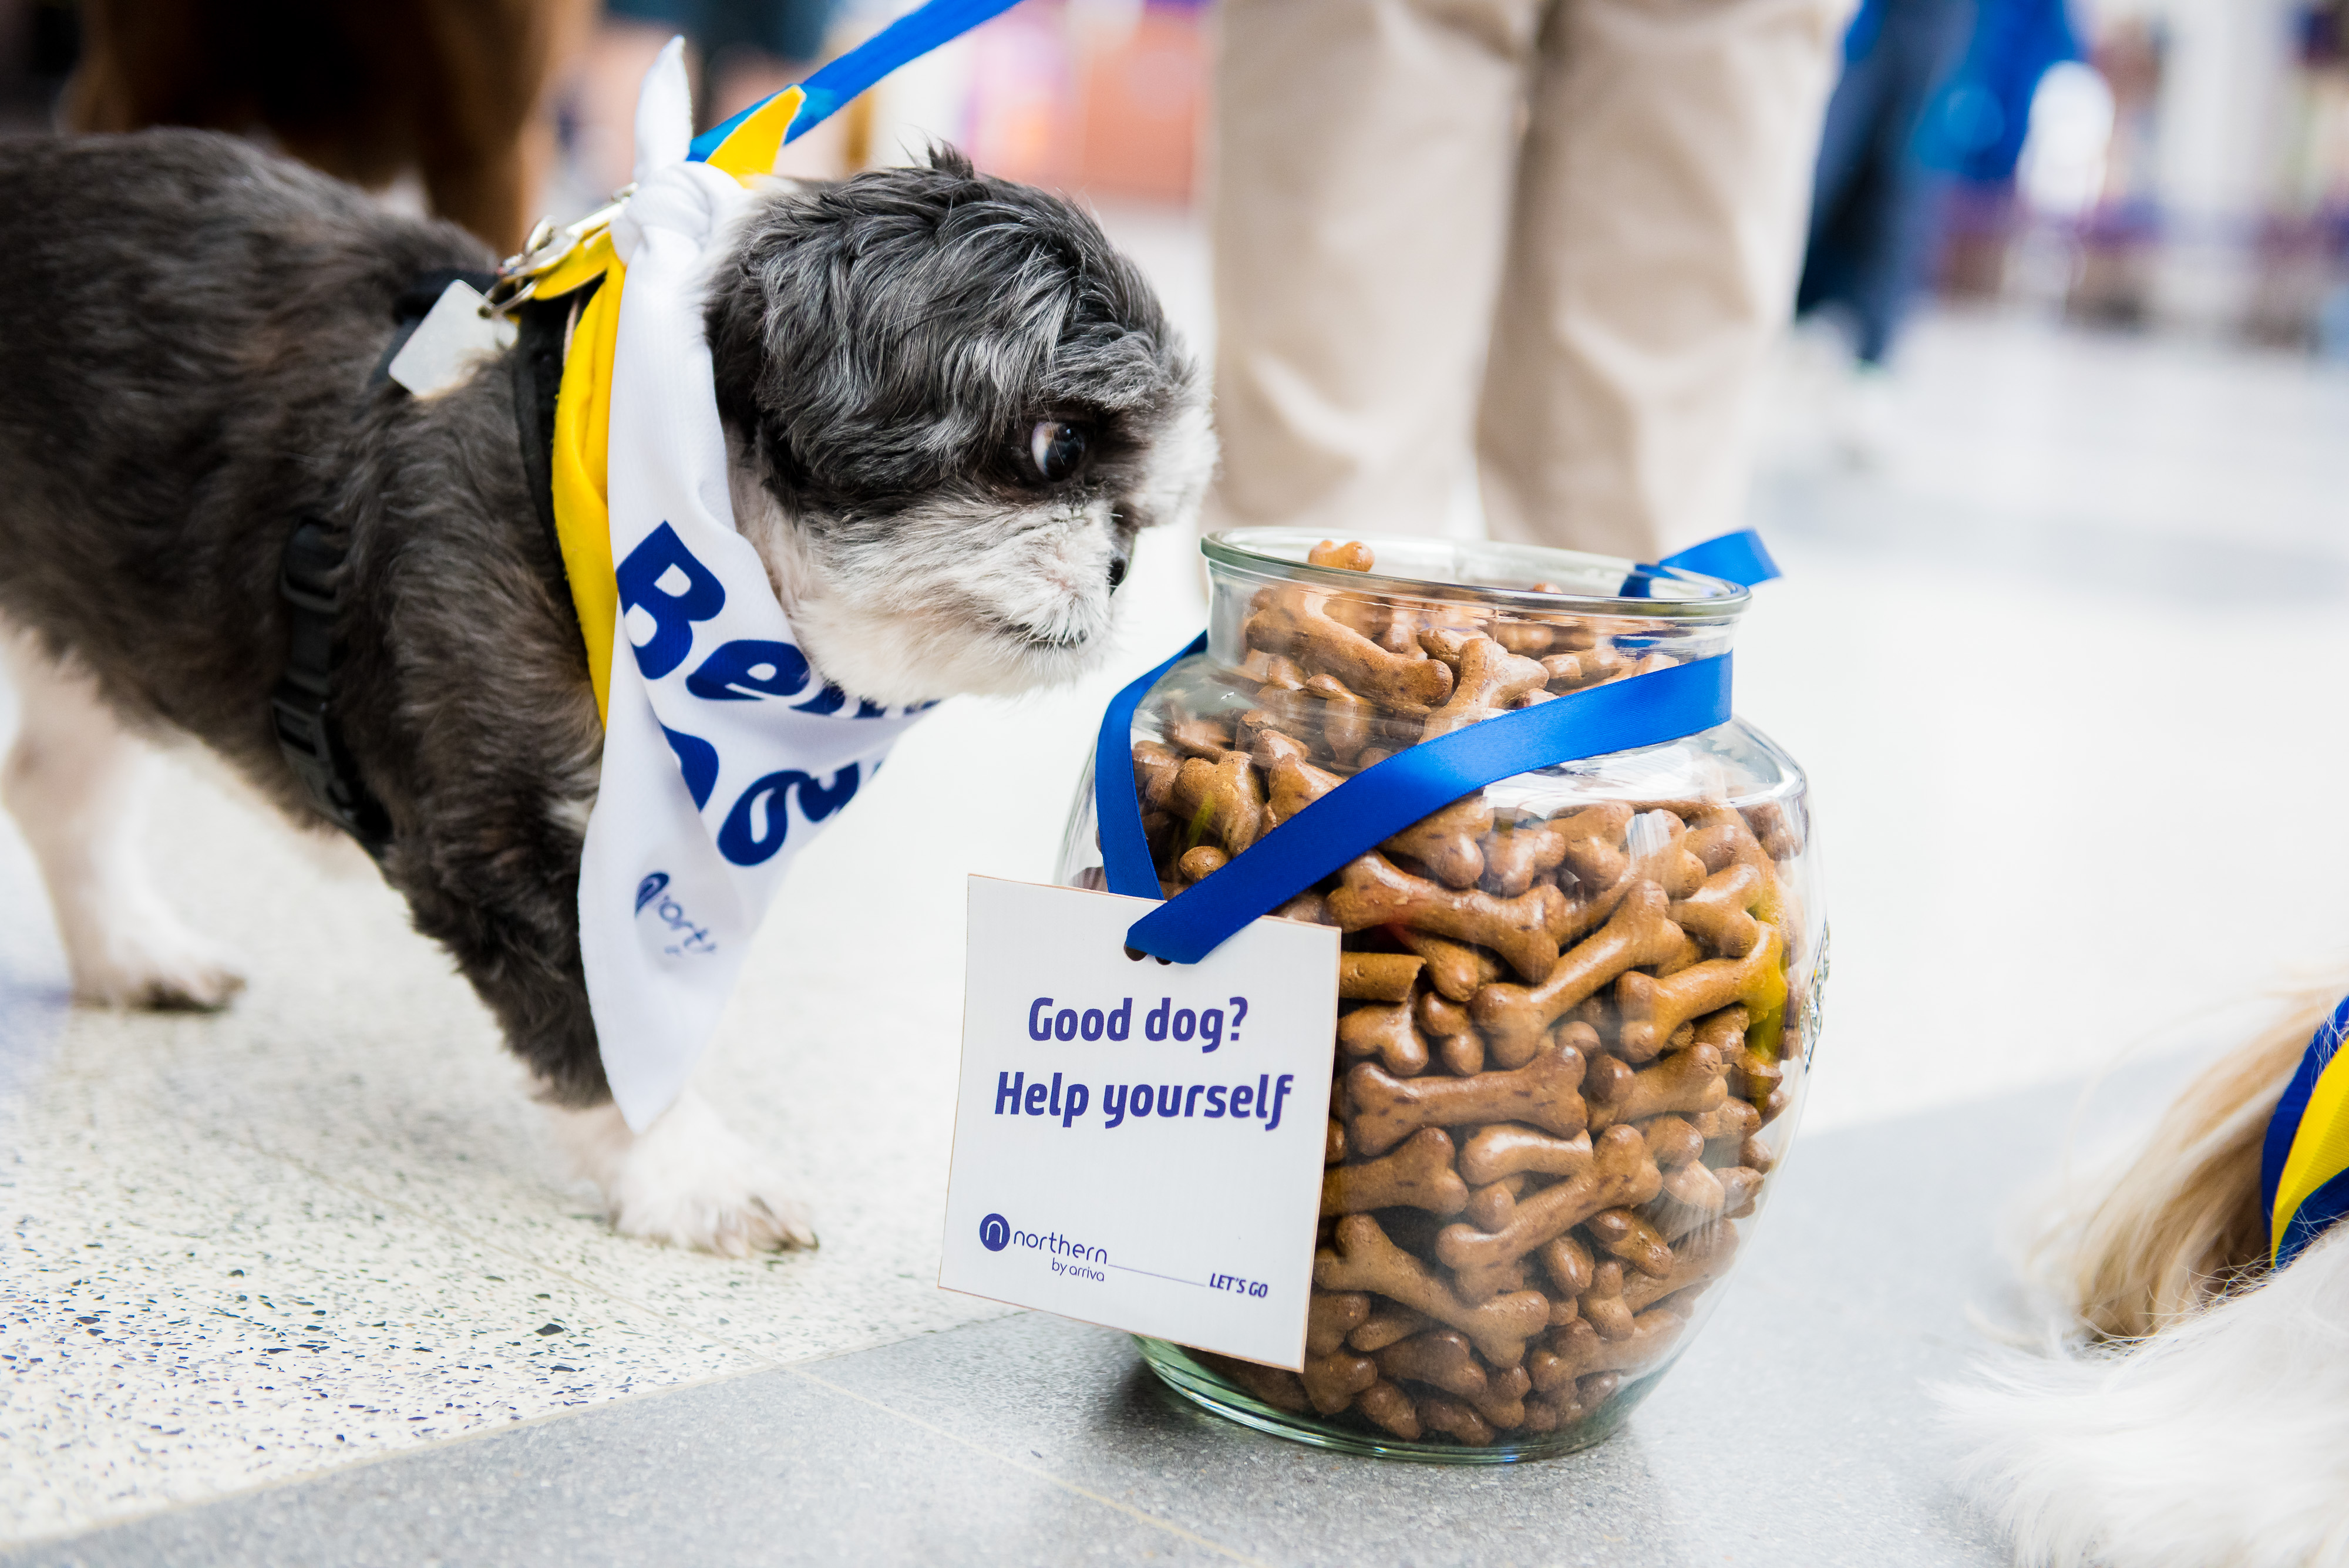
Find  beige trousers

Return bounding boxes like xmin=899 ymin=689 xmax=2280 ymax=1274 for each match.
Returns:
xmin=1207 ymin=0 xmax=1846 ymax=559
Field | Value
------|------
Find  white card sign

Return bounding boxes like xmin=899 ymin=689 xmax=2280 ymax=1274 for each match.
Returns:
xmin=940 ymin=876 xmax=1340 ymax=1370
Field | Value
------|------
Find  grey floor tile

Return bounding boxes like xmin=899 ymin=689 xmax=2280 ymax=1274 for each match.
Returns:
xmin=6 ymin=1067 xmax=2179 ymax=1568
xmin=4 ymin=1365 xmax=1232 ymax=1568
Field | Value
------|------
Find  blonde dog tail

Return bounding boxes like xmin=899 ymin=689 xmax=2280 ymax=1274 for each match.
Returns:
xmin=2044 ymin=994 xmax=2326 ymax=1341
xmin=1939 ymin=988 xmax=2348 ymax=1568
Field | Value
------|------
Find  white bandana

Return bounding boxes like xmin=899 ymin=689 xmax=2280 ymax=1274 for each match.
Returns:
xmin=577 ymin=43 xmax=931 ymax=1129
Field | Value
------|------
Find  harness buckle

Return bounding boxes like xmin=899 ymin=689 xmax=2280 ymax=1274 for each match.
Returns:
xmin=483 ymin=187 xmax=635 ymax=319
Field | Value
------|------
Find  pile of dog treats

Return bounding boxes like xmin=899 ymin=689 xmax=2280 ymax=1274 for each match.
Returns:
xmin=1129 ymin=540 xmax=1802 ymax=1445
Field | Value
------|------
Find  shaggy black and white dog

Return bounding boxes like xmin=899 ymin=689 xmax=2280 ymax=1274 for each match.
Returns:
xmin=0 ymin=130 xmax=1211 ymax=1253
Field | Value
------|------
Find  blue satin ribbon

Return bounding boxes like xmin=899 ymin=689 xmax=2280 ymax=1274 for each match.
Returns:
xmin=688 ymin=0 xmax=1028 ymax=156
xmin=1096 ymin=643 xmax=1733 ymax=963
xmin=1620 ymin=529 xmax=1782 ymax=598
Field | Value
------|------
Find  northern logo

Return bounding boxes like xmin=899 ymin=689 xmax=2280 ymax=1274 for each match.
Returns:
xmin=632 ymin=870 xmax=717 ymax=957
xmin=978 ymin=1213 xmax=1011 ymax=1252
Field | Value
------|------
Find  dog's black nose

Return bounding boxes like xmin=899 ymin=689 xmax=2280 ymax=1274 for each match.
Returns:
xmin=1108 ymin=550 xmax=1130 ymax=591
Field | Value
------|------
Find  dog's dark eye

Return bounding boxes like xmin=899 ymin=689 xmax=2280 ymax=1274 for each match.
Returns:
xmin=1026 ymin=420 xmax=1088 ymax=483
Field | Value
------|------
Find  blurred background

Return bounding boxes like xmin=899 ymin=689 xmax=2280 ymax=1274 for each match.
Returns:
xmin=4 ymin=0 xmax=2337 ymax=348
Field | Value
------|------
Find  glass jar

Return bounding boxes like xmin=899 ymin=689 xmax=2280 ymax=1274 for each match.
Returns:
xmin=1056 ymin=529 xmax=1824 ymax=1462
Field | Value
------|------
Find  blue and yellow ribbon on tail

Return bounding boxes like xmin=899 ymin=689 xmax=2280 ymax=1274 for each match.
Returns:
xmin=2261 ymin=995 xmax=2349 ymax=1267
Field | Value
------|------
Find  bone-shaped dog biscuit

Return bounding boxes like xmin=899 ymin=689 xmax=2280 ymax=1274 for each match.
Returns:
xmin=1469 ymin=1363 xmax=1533 ymax=1431
xmin=1465 ymin=1174 xmax=1526 ymax=1231
xmin=1213 ymin=1355 xmax=1311 ymax=1413
xmin=1421 ymin=636 xmax=1549 ymax=742
xmin=1256 ymin=734 xmax=1332 ymax=827
xmin=1302 ymin=1347 xmax=1380 ymax=1415
xmin=1689 ymin=1098 xmax=1759 ymax=1144
xmin=1132 ymin=739 xmax=1186 ymax=812
xmin=1459 ymin=1124 xmax=1594 ymax=1186
xmin=1437 ymin=1032 xmax=1483 ymax=1076
xmin=1338 ymin=952 xmax=1423 ymax=1001
xmin=1314 ymin=1214 xmax=1552 ymax=1367
xmin=1584 ymin=1207 xmax=1674 ymax=1278
xmin=1176 ymin=845 xmax=1227 ymax=883
xmin=1376 ymin=1328 xmax=1487 ymax=1398
xmin=1614 ymin=920 xmax=1784 ymax=1058
xmin=1321 ymin=1127 xmax=1468 ymax=1216
xmin=1399 ymin=931 xmax=1502 ymax=1003
xmin=1247 ymin=586 xmax=1455 ymax=711
xmin=1749 ymin=803 xmax=1803 ymax=860
xmin=1345 ymin=1042 xmax=1587 ymax=1156
xmin=1522 ymin=1369 xmax=1621 ymax=1434
xmin=1473 ymin=881 xmax=1684 ymax=1066
xmin=1381 ymin=796 xmax=1491 ymax=890
xmin=1165 ymin=712 xmax=1234 ymax=759
xmin=1584 ymin=1042 xmax=1728 ymax=1131
xmin=1348 ymin=1300 xmax=1434 ymax=1353
xmin=1660 ymin=1158 xmax=1726 ymax=1213
xmin=1540 ymin=1232 xmax=1595 ymax=1297
xmin=1622 ymin=1224 xmax=1739 ymax=1314
xmin=1337 ymin=1002 xmax=1431 ymax=1078
xmin=1550 ymin=811 xmax=1707 ymax=945
xmin=1308 ymin=539 xmax=1377 ymax=572
xmin=1729 ymin=1043 xmax=1783 ymax=1106
xmin=1303 ymin=672 xmax=1373 ymax=763
xmin=1481 ymin=824 xmax=1571 ymax=900
xmin=1529 ymin=1305 xmax=1687 ymax=1393
xmin=1642 ymin=1114 xmax=1704 ymax=1170
xmin=1416 ymin=1394 xmax=1496 ymax=1446
xmin=1418 ymin=990 xmax=1472 ymax=1037
xmin=1668 ymin=862 xmax=1768 ymax=960
xmin=1307 ymin=1290 xmax=1370 ymax=1355
xmin=1354 ymin=1379 xmax=1421 ymax=1439
xmin=1169 ymin=752 xmax=1266 ymax=855
xmin=1494 ymin=617 xmax=1558 ymax=656
xmin=1434 ymin=1125 xmax=1663 ymax=1300
xmin=1332 ymin=853 xmax=1560 ymax=982
xmin=1551 ymin=803 xmax=1631 ymax=889
xmin=1579 ymin=1257 xmax=1634 ymax=1341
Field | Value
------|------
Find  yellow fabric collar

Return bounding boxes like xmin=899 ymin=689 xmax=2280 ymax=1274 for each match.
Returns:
xmin=524 ymin=87 xmax=804 ymax=725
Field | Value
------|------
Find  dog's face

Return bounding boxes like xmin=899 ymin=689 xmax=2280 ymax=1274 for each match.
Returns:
xmin=704 ymin=150 xmax=1214 ymax=707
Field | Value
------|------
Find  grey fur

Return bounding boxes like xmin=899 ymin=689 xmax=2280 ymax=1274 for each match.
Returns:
xmin=0 ymin=130 xmax=1207 ymax=1105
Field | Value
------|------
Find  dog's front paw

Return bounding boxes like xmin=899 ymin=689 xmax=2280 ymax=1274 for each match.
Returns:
xmin=544 ymin=1090 xmax=816 ymax=1257
xmin=69 ymin=916 xmax=246 ymax=1011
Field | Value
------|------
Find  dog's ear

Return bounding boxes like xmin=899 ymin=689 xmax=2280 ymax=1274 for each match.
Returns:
xmin=920 ymin=142 xmax=979 ymax=180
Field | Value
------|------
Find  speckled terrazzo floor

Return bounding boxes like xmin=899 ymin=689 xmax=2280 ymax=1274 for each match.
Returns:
xmin=5 ymin=267 xmax=2349 ymax=1553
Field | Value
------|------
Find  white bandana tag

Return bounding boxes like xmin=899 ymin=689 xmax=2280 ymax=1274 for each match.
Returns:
xmin=578 ymin=45 xmax=933 ymax=1129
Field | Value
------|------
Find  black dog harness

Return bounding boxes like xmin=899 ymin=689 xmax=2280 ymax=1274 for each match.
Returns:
xmin=270 ymin=272 xmax=576 ymax=861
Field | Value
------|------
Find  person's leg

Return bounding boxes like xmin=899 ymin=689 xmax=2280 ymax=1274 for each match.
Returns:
xmin=1477 ymin=0 xmax=1846 ymax=559
xmin=1795 ymin=22 xmax=1897 ymax=325
xmin=1207 ymin=0 xmax=1542 ymax=540
xmin=1844 ymin=0 xmax=1974 ymax=364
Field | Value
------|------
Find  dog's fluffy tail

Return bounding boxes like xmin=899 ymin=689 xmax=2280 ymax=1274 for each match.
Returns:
xmin=1944 ymin=1226 xmax=2349 ymax=1567
xmin=2043 ymin=999 xmax=2322 ymax=1342
xmin=1939 ymin=991 xmax=2343 ymax=1567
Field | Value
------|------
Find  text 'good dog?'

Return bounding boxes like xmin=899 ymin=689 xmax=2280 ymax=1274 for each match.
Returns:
xmin=1024 ymin=995 xmax=1250 ymax=1050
